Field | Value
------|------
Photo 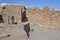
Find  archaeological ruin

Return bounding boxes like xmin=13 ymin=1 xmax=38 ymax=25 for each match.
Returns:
xmin=0 ymin=5 xmax=60 ymax=40
xmin=0 ymin=5 xmax=60 ymax=30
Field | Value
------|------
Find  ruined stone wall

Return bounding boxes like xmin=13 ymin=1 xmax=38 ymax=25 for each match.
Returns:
xmin=26 ymin=7 xmax=60 ymax=29
xmin=0 ymin=5 xmax=25 ymax=25
xmin=0 ymin=5 xmax=60 ymax=29
xmin=26 ymin=8 xmax=42 ymax=21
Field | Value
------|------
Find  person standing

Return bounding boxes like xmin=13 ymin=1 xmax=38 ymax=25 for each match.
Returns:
xmin=24 ymin=23 xmax=30 ymax=38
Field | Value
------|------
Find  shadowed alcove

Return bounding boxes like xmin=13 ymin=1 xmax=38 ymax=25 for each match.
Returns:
xmin=0 ymin=15 xmax=4 ymax=23
xmin=21 ymin=10 xmax=28 ymax=22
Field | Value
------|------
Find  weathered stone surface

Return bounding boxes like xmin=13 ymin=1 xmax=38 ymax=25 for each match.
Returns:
xmin=0 ymin=5 xmax=25 ymax=25
xmin=26 ymin=7 xmax=60 ymax=29
xmin=0 ymin=5 xmax=60 ymax=29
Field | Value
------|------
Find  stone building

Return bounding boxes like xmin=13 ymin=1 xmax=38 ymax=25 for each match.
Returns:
xmin=0 ymin=5 xmax=27 ymax=25
xmin=0 ymin=5 xmax=60 ymax=29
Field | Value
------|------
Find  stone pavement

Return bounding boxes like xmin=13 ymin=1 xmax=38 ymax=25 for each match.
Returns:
xmin=29 ymin=26 xmax=60 ymax=40
xmin=0 ymin=24 xmax=60 ymax=40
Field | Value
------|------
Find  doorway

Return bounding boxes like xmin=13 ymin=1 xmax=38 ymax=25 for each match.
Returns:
xmin=12 ymin=16 xmax=17 ymax=24
xmin=21 ymin=11 xmax=28 ymax=22
xmin=0 ymin=15 xmax=4 ymax=23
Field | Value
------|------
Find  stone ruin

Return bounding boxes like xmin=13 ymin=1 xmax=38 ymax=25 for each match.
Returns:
xmin=0 ymin=5 xmax=26 ymax=25
xmin=0 ymin=5 xmax=60 ymax=40
xmin=0 ymin=5 xmax=60 ymax=29
xmin=26 ymin=7 xmax=60 ymax=29
xmin=0 ymin=5 xmax=60 ymax=37
xmin=0 ymin=5 xmax=29 ymax=38
xmin=0 ymin=5 xmax=60 ymax=30
xmin=0 ymin=5 xmax=60 ymax=34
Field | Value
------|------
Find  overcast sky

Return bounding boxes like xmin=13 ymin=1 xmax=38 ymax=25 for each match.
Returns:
xmin=0 ymin=0 xmax=60 ymax=10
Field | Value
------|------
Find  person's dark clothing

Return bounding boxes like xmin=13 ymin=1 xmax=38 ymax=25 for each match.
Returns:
xmin=24 ymin=23 xmax=30 ymax=38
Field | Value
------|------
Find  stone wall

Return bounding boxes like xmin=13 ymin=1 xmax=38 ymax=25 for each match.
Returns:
xmin=26 ymin=7 xmax=60 ymax=29
xmin=0 ymin=5 xmax=25 ymax=25
xmin=0 ymin=5 xmax=60 ymax=29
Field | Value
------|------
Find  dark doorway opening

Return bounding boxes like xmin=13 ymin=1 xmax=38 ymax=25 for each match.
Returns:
xmin=0 ymin=15 xmax=4 ymax=23
xmin=12 ymin=16 xmax=17 ymax=24
xmin=12 ymin=16 xmax=14 ymax=24
xmin=22 ymin=11 xmax=28 ymax=22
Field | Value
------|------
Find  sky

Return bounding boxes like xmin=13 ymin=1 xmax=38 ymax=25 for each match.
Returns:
xmin=0 ymin=0 xmax=60 ymax=10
